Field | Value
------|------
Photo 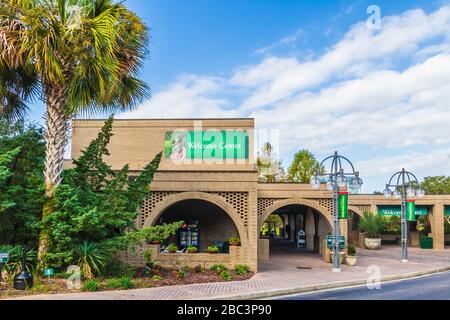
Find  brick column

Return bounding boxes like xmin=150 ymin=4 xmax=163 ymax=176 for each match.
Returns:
xmin=247 ymin=189 xmax=258 ymax=272
xmin=430 ymin=202 xmax=445 ymax=250
xmin=339 ymin=219 xmax=349 ymax=248
xmin=305 ymin=208 xmax=315 ymax=250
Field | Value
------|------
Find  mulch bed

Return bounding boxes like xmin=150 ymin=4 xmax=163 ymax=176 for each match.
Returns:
xmin=0 ymin=267 xmax=254 ymax=299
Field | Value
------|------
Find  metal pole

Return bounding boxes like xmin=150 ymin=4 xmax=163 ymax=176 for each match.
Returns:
xmin=401 ymin=170 xmax=408 ymax=262
xmin=333 ymin=186 xmax=341 ymax=272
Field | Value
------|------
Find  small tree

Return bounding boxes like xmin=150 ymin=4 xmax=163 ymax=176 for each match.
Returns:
xmin=358 ymin=212 xmax=386 ymax=238
xmin=256 ymin=143 xmax=286 ymax=182
xmin=288 ymin=149 xmax=321 ymax=183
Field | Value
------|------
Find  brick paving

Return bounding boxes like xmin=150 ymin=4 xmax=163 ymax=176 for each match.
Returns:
xmin=9 ymin=242 xmax=450 ymax=300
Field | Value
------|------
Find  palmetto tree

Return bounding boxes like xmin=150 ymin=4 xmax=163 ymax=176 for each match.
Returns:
xmin=0 ymin=0 xmax=149 ymax=264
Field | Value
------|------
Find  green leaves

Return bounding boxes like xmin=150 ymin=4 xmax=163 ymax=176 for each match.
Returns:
xmin=288 ymin=149 xmax=322 ymax=183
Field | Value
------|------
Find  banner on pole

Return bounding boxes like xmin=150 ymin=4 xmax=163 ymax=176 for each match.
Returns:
xmin=338 ymin=191 xmax=348 ymax=219
xmin=406 ymin=200 xmax=416 ymax=222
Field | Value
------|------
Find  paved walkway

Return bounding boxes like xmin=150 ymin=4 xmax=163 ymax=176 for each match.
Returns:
xmin=9 ymin=242 xmax=450 ymax=300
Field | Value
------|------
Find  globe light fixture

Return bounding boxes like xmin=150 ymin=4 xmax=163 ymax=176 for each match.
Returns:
xmin=383 ymin=187 xmax=392 ymax=198
xmin=309 ymin=151 xmax=362 ymax=273
xmin=384 ymin=168 xmax=425 ymax=263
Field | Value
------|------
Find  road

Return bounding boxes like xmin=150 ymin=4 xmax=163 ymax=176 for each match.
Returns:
xmin=275 ymin=271 xmax=450 ymax=300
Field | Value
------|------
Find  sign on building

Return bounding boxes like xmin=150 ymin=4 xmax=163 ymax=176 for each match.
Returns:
xmin=378 ymin=205 xmax=428 ymax=216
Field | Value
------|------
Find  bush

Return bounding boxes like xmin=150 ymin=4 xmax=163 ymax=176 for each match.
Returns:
xmin=152 ymin=275 xmax=162 ymax=281
xmin=220 ymin=270 xmax=232 ymax=281
xmin=207 ymin=244 xmax=219 ymax=253
xmin=74 ymin=241 xmax=105 ymax=280
xmin=82 ymin=279 xmax=100 ymax=292
xmin=347 ymin=245 xmax=356 ymax=256
xmin=194 ymin=265 xmax=204 ymax=273
xmin=118 ymin=276 xmax=134 ymax=289
xmin=166 ymin=243 xmax=178 ymax=253
xmin=358 ymin=212 xmax=386 ymax=238
xmin=106 ymin=278 xmax=121 ymax=289
xmin=172 ymin=267 xmax=188 ymax=280
xmin=235 ymin=264 xmax=250 ymax=275
xmin=210 ymin=264 xmax=227 ymax=272
xmin=143 ymin=249 xmax=153 ymax=264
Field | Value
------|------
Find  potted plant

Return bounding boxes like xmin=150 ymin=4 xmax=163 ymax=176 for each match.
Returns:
xmin=358 ymin=213 xmax=385 ymax=250
xmin=345 ymin=245 xmax=357 ymax=266
xmin=227 ymin=236 xmax=241 ymax=246
xmin=166 ymin=243 xmax=178 ymax=253
xmin=207 ymin=244 xmax=219 ymax=254
xmin=186 ymin=245 xmax=198 ymax=253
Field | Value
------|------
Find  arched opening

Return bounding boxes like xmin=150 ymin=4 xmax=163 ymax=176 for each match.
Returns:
xmin=259 ymin=203 xmax=332 ymax=263
xmin=444 ymin=206 xmax=450 ymax=248
xmin=154 ymin=199 xmax=240 ymax=253
xmin=348 ymin=210 xmax=361 ymax=247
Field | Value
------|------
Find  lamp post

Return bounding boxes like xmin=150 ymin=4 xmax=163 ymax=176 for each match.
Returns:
xmin=383 ymin=168 xmax=425 ymax=262
xmin=310 ymin=151 xmax=363 ymax=272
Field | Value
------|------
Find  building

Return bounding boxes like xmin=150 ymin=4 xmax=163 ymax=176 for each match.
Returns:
xmin=69 ymin=118 xmax=450 ymax=271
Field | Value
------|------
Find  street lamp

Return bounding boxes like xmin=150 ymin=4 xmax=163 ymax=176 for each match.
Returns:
xmin=310 ymin=151 xmax=363 ymax=272
xmin=383 ymin=168 xmax=425 ymax=263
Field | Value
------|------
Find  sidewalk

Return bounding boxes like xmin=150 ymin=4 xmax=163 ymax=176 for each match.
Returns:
xmin=9 ymin=246 xmax=450 ymax=300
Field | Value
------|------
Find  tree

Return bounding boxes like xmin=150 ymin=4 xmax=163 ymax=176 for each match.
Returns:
xmin=0 ymin=0 xmax=149 ymax=263
xmin=0 ymin=119 xmax=45 ymax=245
xmin=288 ymin=149 xmax=321 ymax=183
xmin=420 ymin=176 xmax=450 ymax=195
xmin=40 ymin=117 xmax=163 ymax=268
xmin=256 ymin=143 xmax=286 ymax=182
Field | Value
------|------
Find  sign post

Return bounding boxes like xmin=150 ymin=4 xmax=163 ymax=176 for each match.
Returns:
xmin=0 ymin=253 xmax=9 ymax=283
xmin=44 ymin=268 xmax=54 ymax=284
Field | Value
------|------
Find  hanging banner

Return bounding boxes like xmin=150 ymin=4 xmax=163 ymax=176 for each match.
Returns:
xmin=406 ymin=200 xmax=416 ymax=222
xmin=378 ymin=205 xmax=428 ymax=216
xmin=338 ymin=191 xmax=348 ymax=219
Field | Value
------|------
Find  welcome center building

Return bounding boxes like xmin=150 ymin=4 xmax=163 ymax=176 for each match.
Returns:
xmin=68 ymin=118 xmax=450 ymax=271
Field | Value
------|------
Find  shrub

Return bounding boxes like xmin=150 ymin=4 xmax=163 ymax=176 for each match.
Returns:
xmin=186 ymin=245 xmax=198 ymax=253
xmin=106 ymin=278 xmax=121 ymax=289
xmin=358 ymin=212 xmax=386 ymax=238
xmin=194 ymin=265 xmax=204 ymax=273
xmin=118 ymin=276 xmax=134 ymax=289
xmin=82 ymin=279 xmax=100 ymax=292
xmin=143 ymin=249 xmax=153 ymax=263
xmin=167 ymin=243 xmax=178 ymax=253
xmin=220 ymin=270 xmax=232 ymax=281
xmin=207 ymin=244 xmax=219 ymax=253
xmin=347 ymin=245 xmax=356 ymax=256
xmin=171 ymin=267 xmax=188 ymax=280
xmin=152 ymin=275 xmax=162 ymax=281
xmin=235 ymin=264 xmax=250 ymax=275
xmin=228 ymin=236 xmax=241 ymax=246
xmin=210 ymin=264 xmax=227 ymax=272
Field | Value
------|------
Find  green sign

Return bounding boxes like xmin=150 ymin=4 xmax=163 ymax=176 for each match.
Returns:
xmin=327 ymin=235 xmax=345 ymax=249
xmin=338 ymin=192 xmax=348 ymax=219
xmin=406 ymin=200 xmax=416 ymax=222
xmin=165 ymin=130 xmax=249 ymax=160
xmin=44 ymin=268 xmax=54 ymax=276
xmin=0 ymin=253 xmax=9 ymax=264
xmin=378 ymin=205 xmax=428 ymax=216
xmin=445 ymin=206 xmax=450 ymax=216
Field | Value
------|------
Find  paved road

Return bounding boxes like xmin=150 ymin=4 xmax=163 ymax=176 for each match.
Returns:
xmin=276 ymin=271 xmax=450 ymax=300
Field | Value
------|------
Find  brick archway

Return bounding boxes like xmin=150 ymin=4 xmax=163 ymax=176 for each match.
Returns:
xmin=258 ymin=198 xmax=333 ymax=231
xmin=142 ymin=191 xmax=249 ymax=250
xmin=348 ymin=206 xmax=365 ymax=217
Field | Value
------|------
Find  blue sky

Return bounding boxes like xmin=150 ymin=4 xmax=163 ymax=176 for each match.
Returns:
xmin=27 ymin=0 xmax=450 ymax=193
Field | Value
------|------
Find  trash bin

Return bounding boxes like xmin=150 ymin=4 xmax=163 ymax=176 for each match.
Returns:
xmin=420 ymin=236 xmax=433 ymax=249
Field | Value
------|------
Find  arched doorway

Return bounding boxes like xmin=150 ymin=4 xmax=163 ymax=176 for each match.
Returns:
xmin=259 ymin=199 xmax=333 ymax=263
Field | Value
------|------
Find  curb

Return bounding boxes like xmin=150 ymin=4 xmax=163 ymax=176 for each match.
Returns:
xmin=203 ymin=265 xmax=450 ymax=300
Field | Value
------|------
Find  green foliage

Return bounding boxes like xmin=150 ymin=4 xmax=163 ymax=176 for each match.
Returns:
xmin=106 ymin=278 xmax=121 ymax=289
xmin=256 ymin=142 xmax=286 ymax=182
xmin=358 ymin=213 xmax=386 ymax=238
xmin=82 ymin=279 xmax=100 ymax=292
xmin=235 ymin=264 xmax=250 ymax=275
xmin=39 ymin=117 xmax=163 ymax=270
xmin=420 ymin=176 xmax=450 ymax=195
xmin=74 ymin=241 xmax=106 ymax=280
xmin=210 ymin=264 xmax=227 ymax=272
xmin=207 ymin=244 xmax=219 ymax=253
xmin=151 ymin=275 xmax=162 ymax=281
xmin=288 ymin=149 xmax=322 ymax=183
xmin=0 ymin=244 xmax=37 ymax=273
xmin=227 ymin=237 xmax=241 ymax=245
xmin=219 ymin=270 xmax=232 ymax=281
xmin=166 ymin=243 xmax=178 ymax=253
xmin=381 ymin=216 xmax=401 ymax=234
xmin=0 ymin=120 xmax=45 ymax=245
xmin=117 ymin=277 xmax=134 ymax=289
xmin=186 ymin=245 xmax=198 ymax=253
xmin=347 ymin=245 xmax=356 ymax=256
xmin=143 ymin=249 xmax=153 ymax=263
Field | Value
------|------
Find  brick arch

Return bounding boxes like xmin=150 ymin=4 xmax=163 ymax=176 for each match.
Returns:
xmin=259 ymin=198 xmax=333 ymax=231
xmin=348 ymin=206 xmax=365 ymax=218
xmin=142 ymin=191 xmax=249 ymax=249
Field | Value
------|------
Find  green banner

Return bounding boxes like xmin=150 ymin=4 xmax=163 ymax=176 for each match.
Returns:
xmin=165 ymin=130 xmax=249 ymax=160
xmin=378 ymin=205 xmax=428 ymax=216
xmin=445 ymin=206 xmax=450 ymax=216
xmin=338 ymin=192 xmax=348 ymax=219
xmin=406 ymin=201 xmax=416 ymax=221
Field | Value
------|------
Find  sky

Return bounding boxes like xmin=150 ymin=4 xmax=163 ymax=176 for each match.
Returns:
xmin=27 ymin=0 xmax=450 ymax=193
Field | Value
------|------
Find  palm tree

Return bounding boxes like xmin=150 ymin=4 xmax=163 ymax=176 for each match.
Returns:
xmin=0 ymin=0 xmax=149 ymax=265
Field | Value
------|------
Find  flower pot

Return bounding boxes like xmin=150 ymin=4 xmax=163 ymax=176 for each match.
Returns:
xmin=150 ymin=240 xmax=160 ymax=245
xmin=365 ymin=238 xmax=381 ymax=250
xmin=345 ymin=255 xmax=358 ymax=266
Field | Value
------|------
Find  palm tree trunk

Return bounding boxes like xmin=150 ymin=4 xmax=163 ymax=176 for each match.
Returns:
xmin=37 ymin=84 xmax=69 ymax=268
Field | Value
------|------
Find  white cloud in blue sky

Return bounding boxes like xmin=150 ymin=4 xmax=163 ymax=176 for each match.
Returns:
xmin=120 ymin=4 xmax=450 ymax=193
